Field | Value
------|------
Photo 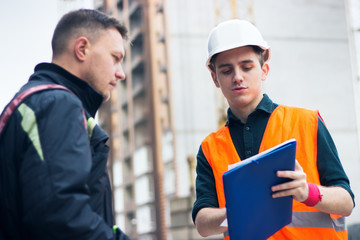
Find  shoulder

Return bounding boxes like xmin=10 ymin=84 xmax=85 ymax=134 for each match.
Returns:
xmin=203 ymin=125 xmax=228 ymax=140
xmin=279 ymin=105 xmax=317 ymax=114
xmin=275 ymin=105 xmax=318 ymax=120
xmin=201 ymin=125 xmax=229 ymax=148
xmin=23 ymin=87 xmax=83 ymax=114
xmin=15 ymin=87 xmax=86 ymax=136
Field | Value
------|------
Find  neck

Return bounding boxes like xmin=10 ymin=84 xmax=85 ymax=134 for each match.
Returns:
xmin=230 ymin=107 xmax=251 ymax=124
xmin=229 ymin=94 xmax=264 ymax=123
xmin=52 ymin=57 xmax=82 ymax=80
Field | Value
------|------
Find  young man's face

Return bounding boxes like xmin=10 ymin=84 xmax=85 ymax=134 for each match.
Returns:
xmin=211 ymin=46 xmax=269 ymax=116
xmin=84 ymin=28 xmax=126 ymax=101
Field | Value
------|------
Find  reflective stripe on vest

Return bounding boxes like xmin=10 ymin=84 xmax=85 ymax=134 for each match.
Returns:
xmin=201 ymin=105 xmax=347 ymax=239
xmin=289 ymin=211 xmax=346 ymax=232
xmin=223 ymin=212 xmax=346 ymax=239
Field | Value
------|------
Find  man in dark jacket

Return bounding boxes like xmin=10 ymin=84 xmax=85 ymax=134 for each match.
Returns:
xmin=0 ymin=9 xmax=130 ymax=240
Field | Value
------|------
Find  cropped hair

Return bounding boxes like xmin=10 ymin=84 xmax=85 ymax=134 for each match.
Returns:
xmin=52 ymin=9 xmax=128 ymax=57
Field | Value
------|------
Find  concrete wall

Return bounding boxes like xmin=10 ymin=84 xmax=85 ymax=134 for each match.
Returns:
xmin=166 ymin=0 xmax=218 ymax=198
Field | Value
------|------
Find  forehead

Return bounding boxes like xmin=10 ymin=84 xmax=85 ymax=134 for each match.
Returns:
xmin=215 ymin=46 xmax=257 ymax=65
xmin=96 ymin=28 xmax=125 ymax=53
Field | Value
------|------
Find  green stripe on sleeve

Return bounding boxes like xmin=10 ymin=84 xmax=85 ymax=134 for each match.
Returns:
xmin=18 ymin=103 xmax=44 ymax=161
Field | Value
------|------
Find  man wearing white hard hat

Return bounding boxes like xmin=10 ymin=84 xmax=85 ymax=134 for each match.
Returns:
xmin=192 ymin=19 xmax=354 ymax=239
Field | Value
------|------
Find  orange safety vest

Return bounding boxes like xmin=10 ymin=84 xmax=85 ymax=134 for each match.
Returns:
xmin=201 ymin=105 xmax=347 ymax=240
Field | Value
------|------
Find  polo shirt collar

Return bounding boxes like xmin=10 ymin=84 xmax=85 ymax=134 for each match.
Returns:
xmin=226 ymin=94 xmax=274 ymax=126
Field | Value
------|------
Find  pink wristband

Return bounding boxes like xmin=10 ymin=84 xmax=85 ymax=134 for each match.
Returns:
xmin=302 ymin=183 xmax=322 ymax=207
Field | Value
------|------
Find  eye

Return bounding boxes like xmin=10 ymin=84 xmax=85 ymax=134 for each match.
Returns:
xmin=113 ymin=54 xmax=124 ymax=64
xmin=113 ymin=56 xmax=120 ymax=62
xmin=242 ymin=64 xmax=253 ymax=71
xmin=221 ymin=68 xmax=232 ymax=75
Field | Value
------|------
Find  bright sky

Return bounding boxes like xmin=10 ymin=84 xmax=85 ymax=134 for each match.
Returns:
xmin=0 ymin=0 xmax=93 ymax=112
xmin=0 ymin=1 xmax=57 ymax=111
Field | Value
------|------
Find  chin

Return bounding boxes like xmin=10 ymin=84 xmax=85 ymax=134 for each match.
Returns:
xmin=103 ymin=93 xmax=111 ymax=102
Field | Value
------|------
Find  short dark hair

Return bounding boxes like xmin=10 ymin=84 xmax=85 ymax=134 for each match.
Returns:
xmin=52 ymin=9 xmax=128 ymax=57
xmin=208 ymin=45 xmax=265 ymax=72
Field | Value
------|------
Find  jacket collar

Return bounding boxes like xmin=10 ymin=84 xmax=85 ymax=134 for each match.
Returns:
xmin=32 ymin=63 xmax=103 ymax=118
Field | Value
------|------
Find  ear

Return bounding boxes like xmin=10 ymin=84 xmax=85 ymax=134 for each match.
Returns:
xmin=74 ymin=37 xmax=90 ymax=62
xmin=261 ymin=62 xmax=269 ymax=81
xmin=211 ymin=71 xmax=220 ymax=88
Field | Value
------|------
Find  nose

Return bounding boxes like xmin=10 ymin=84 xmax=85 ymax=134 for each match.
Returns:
xmin=115 ymin=65 xmax=126 ymax=81
xmin=233 ymin=68 xmax=244 ymax=83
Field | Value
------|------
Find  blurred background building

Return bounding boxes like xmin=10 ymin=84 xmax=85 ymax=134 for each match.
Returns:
xmin=1 ymin=0 xmax=359 ymax=239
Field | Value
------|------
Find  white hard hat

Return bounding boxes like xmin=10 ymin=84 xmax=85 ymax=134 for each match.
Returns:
xmin=206 ymin=19 xmax=270 ymax=69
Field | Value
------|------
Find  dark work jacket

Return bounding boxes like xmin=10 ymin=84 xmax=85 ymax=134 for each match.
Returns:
xmin=0 ymin=63 xmax=129 ymax=240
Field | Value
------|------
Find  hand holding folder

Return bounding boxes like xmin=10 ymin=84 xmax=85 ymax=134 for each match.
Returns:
xmin=222 ymin=139 xmax=296 ymax=240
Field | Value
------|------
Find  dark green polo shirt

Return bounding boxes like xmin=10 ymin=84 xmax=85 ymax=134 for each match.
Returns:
xmin=192 ymin=94 xmax=354 ymax=223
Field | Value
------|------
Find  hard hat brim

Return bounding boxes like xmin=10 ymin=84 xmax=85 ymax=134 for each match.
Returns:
xmin=206 ymin=46 xmax=271 ymax=70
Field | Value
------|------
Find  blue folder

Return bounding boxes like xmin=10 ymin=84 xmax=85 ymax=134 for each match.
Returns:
xmin=222 ymin=139 xmax=296 ymax=240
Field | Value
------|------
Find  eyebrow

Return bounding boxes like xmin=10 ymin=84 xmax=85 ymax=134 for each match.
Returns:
xmin=113 ymin=50 xmax=125 ymax=60
xmin=114 ymin=50 xmax=124 ymax=56
xmin=217 ymin=59 xmax=254 ymax=69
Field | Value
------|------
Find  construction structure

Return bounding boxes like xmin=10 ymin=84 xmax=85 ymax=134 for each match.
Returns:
xmin=96 ymin=0 xmax=177 ymax=239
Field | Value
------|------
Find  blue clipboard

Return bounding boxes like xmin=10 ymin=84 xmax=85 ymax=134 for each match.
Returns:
xmin=223 ymin=139 xmax=296 ymax=240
